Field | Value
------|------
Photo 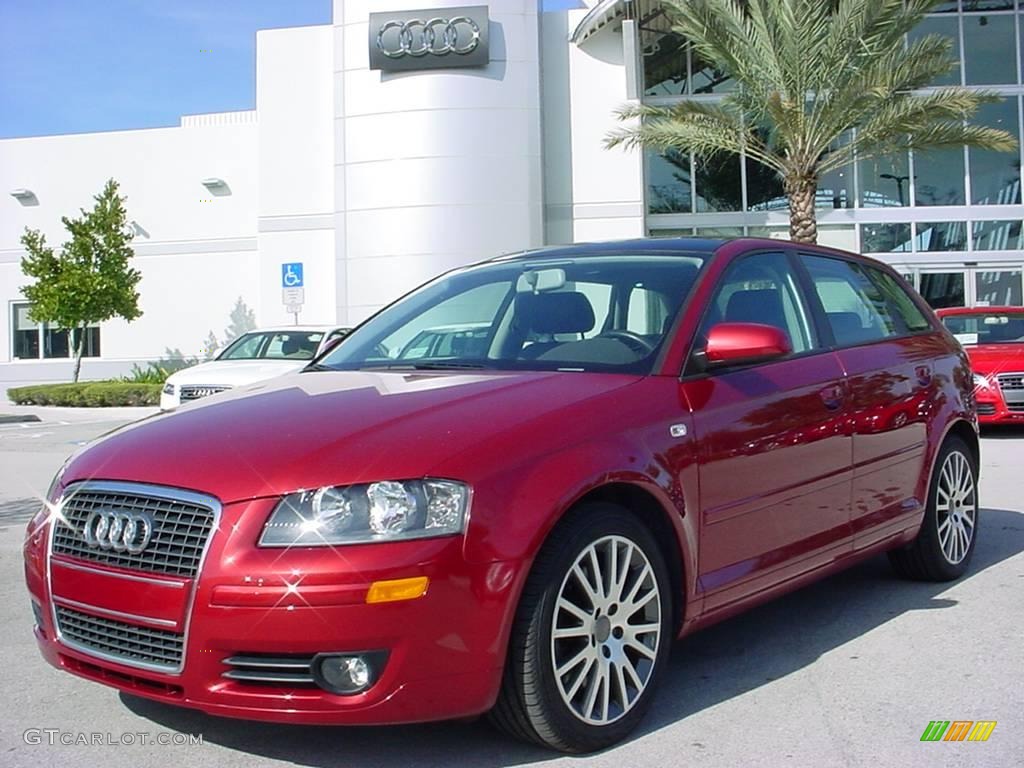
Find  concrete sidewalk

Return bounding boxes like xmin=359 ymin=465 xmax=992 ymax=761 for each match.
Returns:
xmin=0 ymin=404 xmax=159 ymax=423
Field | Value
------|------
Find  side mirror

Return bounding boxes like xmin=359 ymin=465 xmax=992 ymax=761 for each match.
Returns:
xmin=704 ymin=322 xmax=792 ymax=368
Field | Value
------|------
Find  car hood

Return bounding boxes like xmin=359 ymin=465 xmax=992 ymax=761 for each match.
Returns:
xmin=963 ymin=343 xmax=1024 ymax=374
xmin=167 ymin=359 xmax=306 ymax=388
xmin=64 ymin=369 xmax=642 ymax=503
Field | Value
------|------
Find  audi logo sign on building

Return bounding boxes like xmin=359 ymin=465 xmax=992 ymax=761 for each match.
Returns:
xmin=82 ymin=509 xmax=155 ymax=554
xmin=368 ymin=5 xmax=489 ymax=72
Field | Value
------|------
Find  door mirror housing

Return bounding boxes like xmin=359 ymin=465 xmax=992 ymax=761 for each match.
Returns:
xmin=704 ymin=322 xmax=792 ymax=369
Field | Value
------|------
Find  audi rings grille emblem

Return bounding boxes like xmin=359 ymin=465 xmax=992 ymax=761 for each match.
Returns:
xmin=82 ymin=509 xmax=156 ymax=554
xmin=377 ymin=16 xmax=480 ymax=58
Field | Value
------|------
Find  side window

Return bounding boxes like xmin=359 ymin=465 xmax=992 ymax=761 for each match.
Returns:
xmin=802 ymin=255 xmax=899 ymax=346
xmin=702 ymin=252 xmax=817 ymax=354
xmin=864 ymin=268 xmax=933 ymax=332
xmin=626 ymin=285 xmax=669 ymax=336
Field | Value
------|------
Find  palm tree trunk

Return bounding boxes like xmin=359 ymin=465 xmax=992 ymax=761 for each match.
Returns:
xmin=784 ymin=176 xmax=818 ymax=244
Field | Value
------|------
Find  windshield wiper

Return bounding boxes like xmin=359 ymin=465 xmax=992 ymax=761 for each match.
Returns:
xmin=358 ymin=361 xmax=489 ymax=371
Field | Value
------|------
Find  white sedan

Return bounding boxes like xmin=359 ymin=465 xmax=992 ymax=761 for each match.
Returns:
xmin=159 ymin=325 xmax=350 ymax=410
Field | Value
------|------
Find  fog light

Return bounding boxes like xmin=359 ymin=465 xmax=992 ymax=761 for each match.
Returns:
xmin=312 ymin=651 xmax=387 ymax=696
xmin=31 ymin=601 xmax=43 ymax=628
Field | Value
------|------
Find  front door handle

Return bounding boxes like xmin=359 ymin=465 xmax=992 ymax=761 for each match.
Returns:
xmin=819 ymin=384 xmax=844 ymax=411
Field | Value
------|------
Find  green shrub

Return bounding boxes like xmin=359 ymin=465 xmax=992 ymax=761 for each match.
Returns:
xmin=8 ymin=382 xmax=161 ymax=407
xmin=120 ymin=362 xmax=169 ymax=384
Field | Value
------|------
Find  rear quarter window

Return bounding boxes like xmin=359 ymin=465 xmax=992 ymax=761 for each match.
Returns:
xmin=863 ymin=268 xmax=933 ymax=333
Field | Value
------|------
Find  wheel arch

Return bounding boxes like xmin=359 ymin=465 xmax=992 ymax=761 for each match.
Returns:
xmin=560 ymin=481 xmax=691 ymax=636
xmin=920 ymin=417 xmax=980 ymax=518
xmin=944 ymin=419 xmax=980 ymax=470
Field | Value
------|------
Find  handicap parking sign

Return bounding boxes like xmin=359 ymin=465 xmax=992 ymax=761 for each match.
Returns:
xmin=281 ymin=263 xmax=304 ymax=288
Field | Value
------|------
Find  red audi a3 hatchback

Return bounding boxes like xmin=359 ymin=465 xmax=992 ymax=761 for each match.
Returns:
xmin=24 ymin=239 xmax=979 ymax=752
xmin=936 ymin=306 xmax=1024 ymax=424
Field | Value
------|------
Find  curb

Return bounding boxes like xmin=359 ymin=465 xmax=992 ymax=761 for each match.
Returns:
xmin=0 ymin=414 xmax=43 ymax=424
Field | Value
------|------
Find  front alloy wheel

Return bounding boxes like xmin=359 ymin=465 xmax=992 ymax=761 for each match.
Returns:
xmin=551 ymin=535 xmax=661 ymax=725
xmin=490 ymin=503 xmax=673 ymax=752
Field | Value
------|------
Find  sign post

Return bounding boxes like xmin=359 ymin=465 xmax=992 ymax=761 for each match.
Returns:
xmin=281 ymin=263 xmax=304 ymax=324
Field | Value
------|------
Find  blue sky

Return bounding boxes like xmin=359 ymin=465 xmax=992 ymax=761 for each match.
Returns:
xmin=0 ymin=1 xmax=586 ymax=139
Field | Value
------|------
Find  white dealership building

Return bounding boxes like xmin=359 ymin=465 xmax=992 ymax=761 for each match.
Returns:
xmin=2 ymin=0 xmax=1023 ymax=391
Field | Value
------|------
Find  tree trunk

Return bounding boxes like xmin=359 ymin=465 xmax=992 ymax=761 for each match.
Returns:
xmin=71 ymin=325 xmax=85 ymax=383
xmin=784 ymin=175 xmax=818 ymax=244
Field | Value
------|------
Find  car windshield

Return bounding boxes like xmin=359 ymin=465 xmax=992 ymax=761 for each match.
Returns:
xmin=317 ymin=253 xmax=707 ymax=374
xmin=218 ymin=331 xmax=325 ymax=360
xmin=942 ymin=312 xmax=1024 ymax=345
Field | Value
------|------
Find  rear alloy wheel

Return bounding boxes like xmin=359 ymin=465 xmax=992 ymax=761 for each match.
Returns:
xmin=889 ymin=436 xmax=979 ymax=581
xmin=490 ymin=504 xmax=673 ymax=752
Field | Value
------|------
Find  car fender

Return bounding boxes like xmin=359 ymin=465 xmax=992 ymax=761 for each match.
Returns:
xmin=459 ymin=431 xmax=701 ymax=629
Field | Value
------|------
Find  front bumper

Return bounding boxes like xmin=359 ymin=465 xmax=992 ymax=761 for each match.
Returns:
xmin=24 ymin=495 xmax=521 ymax=725
xmin=976 ymin=390 xmax=1024 ymax=424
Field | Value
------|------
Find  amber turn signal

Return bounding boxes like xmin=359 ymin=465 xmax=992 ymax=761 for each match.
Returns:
xmin=366 ymin=576 xmax=429 ymax=604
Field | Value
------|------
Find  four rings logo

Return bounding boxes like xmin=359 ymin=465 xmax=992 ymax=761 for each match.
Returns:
xmin=377 ymin=17 xmax=480 ymax=59
xmin=369 ymin=6 xmax=489 ymax=72
xmin=82 ymin=510 xmax=155 ymax=554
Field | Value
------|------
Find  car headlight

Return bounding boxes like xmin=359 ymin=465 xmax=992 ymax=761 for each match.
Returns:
xmin=973 ymin=373 xmax=990 ymax=390
xmin=260 ymin=479 xmax=470 ymax=547
xmin=162 ymin=382 xmax=175 ymax=395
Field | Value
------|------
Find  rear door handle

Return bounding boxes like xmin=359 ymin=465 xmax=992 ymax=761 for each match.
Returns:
xmin=819 ymin=384 xmax=844 ymax=411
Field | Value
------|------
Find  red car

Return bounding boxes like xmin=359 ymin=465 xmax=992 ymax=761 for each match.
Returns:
xmin=24 ymin=239 xmax=979 ymax=752
xmin=936 ymin=306 xmax=1024 ymax=425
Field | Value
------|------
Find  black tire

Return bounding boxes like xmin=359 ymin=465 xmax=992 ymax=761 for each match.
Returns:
xmin=489 ymin=503 xmax=674 ymax=753
xmin=889 ymin=436 xmax=979 ymax=581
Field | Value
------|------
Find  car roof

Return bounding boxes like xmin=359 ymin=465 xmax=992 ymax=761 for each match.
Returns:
xmin=484 ymin=237 xmax=888 ymax=268
xmin=935 ymin=306 xmax=1024 ymax=316
xmin=488 ymin=237 xmax=726 ymax=262
xmin=418 ymin=323 xmax=490 ymax=333
xmin=240 ymin=325 xmax=350 ymax=333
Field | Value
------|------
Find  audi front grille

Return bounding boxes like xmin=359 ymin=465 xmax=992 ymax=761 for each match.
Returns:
xmin=997 ymin=373 xmax=1024 ymax=390
xmin=179 ymin=385 xmax=230 ymax=402
xmin=997 ymin=372 xmax=1024 ymax=412
xmin=51 ymin=483 xmax=217 ymax=578
xmin=54 ymin=605 xmax=184 ymax=671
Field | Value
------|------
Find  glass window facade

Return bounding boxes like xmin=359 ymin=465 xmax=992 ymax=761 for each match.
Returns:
xmin=973 ymin=219 xmax=1024 ymax=248
xmin=11 ymin=303 xmax=100 ymax=361
xmin=970 ymin=97 xmax=1021 ymax=205
xmin=640 ymin=1 xmax=1024 ymax=278
xmin=963 ymin=11 xmax=1017 ymax=85
xmin=976 ymin=269 xmax=1024 ymax=304
xmin=916 ymin=221 xmax=969 ymax=250
xmin=908 ymin=16 xmax=961 ymax=86
xmin=862 ymin=223 xmax=913 ymax=253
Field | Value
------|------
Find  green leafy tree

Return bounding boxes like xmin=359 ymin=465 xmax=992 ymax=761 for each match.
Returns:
xmin=607 ymin=0 xmax=1018 ymax=243
xmin=201 ymin=330 xmax=220 ymax=361
xmin=20 ymin=179 xmax=142 ymax=381
xmin=225 ymin=296 xmax=256 ymax=341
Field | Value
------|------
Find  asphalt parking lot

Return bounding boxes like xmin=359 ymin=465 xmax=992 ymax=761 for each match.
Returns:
xmin=0 ymin=408 xmax=1021 ymax=768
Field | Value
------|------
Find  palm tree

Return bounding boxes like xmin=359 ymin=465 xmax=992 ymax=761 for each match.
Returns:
xmin=606 ymin=0 xmax=1018 ymax=243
